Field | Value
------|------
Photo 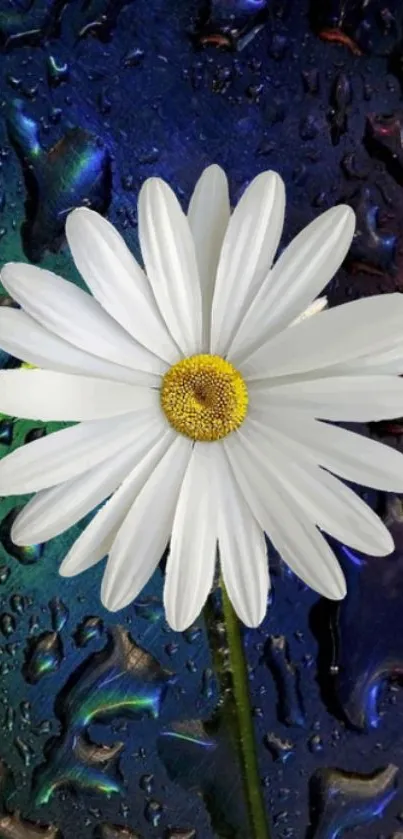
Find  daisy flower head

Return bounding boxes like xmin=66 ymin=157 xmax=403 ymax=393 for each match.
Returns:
xmin=1 ymin=165 xmax=403 ymax=632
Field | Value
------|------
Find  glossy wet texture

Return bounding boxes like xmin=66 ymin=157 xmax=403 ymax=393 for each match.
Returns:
xmin=1 ymin=0 xmax=403 ymax=837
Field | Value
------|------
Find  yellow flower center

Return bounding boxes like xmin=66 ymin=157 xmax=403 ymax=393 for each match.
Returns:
xmin=161 ymin=354 xmax=248 ymax=442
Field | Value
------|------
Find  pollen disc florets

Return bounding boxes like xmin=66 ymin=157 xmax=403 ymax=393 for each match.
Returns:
xmin=161 ymin=353 xmax=248 ymax=442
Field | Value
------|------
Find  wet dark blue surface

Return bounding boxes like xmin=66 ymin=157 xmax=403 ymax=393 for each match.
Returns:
xmin=1 ymin=1 xmax=403 ymax=837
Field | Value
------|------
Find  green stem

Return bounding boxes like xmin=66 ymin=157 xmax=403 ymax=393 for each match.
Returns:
xmin=220 ymin=580 xmax=272 ymax=839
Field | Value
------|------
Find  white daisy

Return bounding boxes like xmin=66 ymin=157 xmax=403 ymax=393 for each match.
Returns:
xmin=1 ymin=165 xmax=403 ymax=632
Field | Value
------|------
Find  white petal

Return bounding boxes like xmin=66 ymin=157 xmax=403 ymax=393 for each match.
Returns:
xmin=188 ymin=165 xmax=230 ymax=350
xmin=211 ymin=171 xmax=285 ymax=356
xmin=237 ymin=293 xmax=403 ymax=379
xmin=250 ymin=407 xmax=403 ymax=492
xmin=0 ymin=409 xmax=164 ymax=494
xmin=254 ymin=375 xmax=403 ymax=421
xmin=335 ymin=344 xmax=403 ymax=376
xmin=0 ymin=370 xmax=156 ymax=422
xmin=238 ymin=421 xmax=393 ymax=556
xmin=60 ymin=430 xmax=175 ymax=578
xmin=0 ymin=308 xmax=158 ymax=387
xmin=11 ymin=426 xmax=164 ymax=545
xmin=1 ymin=263 xmax=166 ymax=377
xmin=215 ymin=446 xmax=269 ymax=627
xmin=65 ymin=208 xmax=179 ymax=364
xmin=138 ymin=178 xmax=202 ymax=355
xmin=229 ymin=206 xmax=354 ymax=361
xmin=164 ymin=443 xmax=217 ymax=631
xmin=307 ymin=339 xmax=403 ymax=378
xmin=224 ymin=433 xmax=346 ymax=600
xmin=101 ymin=435 xmax=192 ymax=611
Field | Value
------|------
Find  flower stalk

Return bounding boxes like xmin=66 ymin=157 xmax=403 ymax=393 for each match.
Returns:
xmin=207 ymin=576 xmax=272 ymax=839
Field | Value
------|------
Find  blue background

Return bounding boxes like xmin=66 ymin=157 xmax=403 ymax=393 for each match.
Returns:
xmin=1 ymin=1 xmax=403 ymax=837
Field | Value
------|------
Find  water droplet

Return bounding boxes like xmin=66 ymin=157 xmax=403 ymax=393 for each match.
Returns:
xmin=47 ymin=55 xmax=69 ymax=87
xmin=49 ymin=107 xmax=62 ymax=125
xmin=158 ymin=719 xmax=250 ymax=838
xmin=0 ymin=614 xmax=15 ymax=638
xmin=144 ymin=799 xmax=163 ymax=827
xmin=139 ymin=774 xmax=154 ymax=794
xmin=201 ymin=667 xmax=215 ymax=699
xmin=299 ymin=114 xmax=320 ymax=141
xmin=0 ymin=508 xmax=43 ymax=564
xmin=264 ymin=732 xmax=295 ymax=763
xmin=6 ymin=100 xmax=112 ymax=262
xmin=34 ymin=719 xmax=52 ymax=736
xmin=33 ymin=628 xmax=174 ymax=805
xmin=319 ymin=537 xmax=403 ymax=730
xmin=121 ymin=174 xmax=134 ymax=192
xmin=122 ymin=47 xmax=145 ymax=67
xmin=0 ymin=420 xmax=13 ymax=446
xmin=0 ymin=810 xmax=60 ymax=838
xmin=134 ymin=596 xmax=164 ymax=622
xmin=14 ymin=736 xmax=34 ymax=767
xmin=301 ymin=68 xmax=320 ymax=94
xmin=308 ymin=734 xmax=324 ymax=754
xmin=273 ymin=810 xmax=288 ymax=827
xmin=264 ymin=635 xmax=305 ymax=727
xmin=328 ymin=73 xmax=352 ymax=145
xmin=29 ymin=615 xmax=41 ymax=634
xmin=74 ymin=616 xmax=103 ymax=647
xmin=10 ymin=595 xmax=25 ymax=615
xmin=0 ymin=567 xmax=10 ymax=585
xmin=4 ymin=707 xmax=15 ymax=732
xmin=184 ymin=626 xmax=202 ymax=644
xmin=25 ymin=427 xmax=47 ymax=443
xmin=365 ymin=112 xmax=403 ymax=186
xmin=193 ymin=0 xmax=268 ymax=51
xmin=20 ymin=700 xmax=31 ymax=724
xmin=309 ymin=764 xmax=398 ymax=839
xmin=49 ymin=597 xmax=69 ymax=632
xmin=23 ymin=631 xmax=63 ymax=684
